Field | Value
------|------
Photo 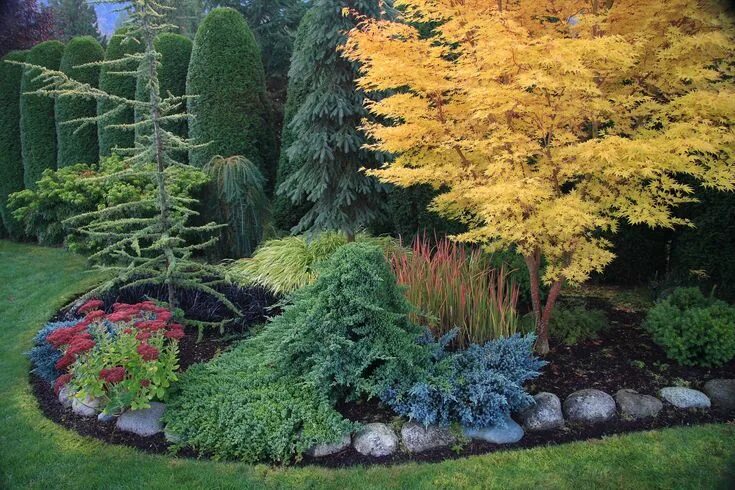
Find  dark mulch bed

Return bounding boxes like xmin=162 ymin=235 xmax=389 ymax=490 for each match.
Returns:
xmin=31 ymin=293 xmax=735 ymax=467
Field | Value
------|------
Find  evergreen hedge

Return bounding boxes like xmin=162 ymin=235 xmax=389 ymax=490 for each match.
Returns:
xmin=0 ymin=50 xmax=28 ymax=238
xmin=56 ymin=36 xmax=104 ymax=167
xmin=20 ymin=40 xmax=65 ymax=189
xmin=187 ymin=8 xmax=275 ymax=187
xmin=98 ymin=28 xmax=143 ymax=157
xmin=135 ymin=33 xmax=192 ymax=149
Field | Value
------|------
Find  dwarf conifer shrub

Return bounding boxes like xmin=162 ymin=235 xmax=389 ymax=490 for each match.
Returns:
xmin=549 ymin=304 xmax=608 ymax=345
xmin=20 ymin=40 xmax=65 ymax=189
xmin=27 ymin=319 xmax=81 ymax=383
xmin=0 ymin=50 xmax=28 ymax=238
xmin=56 ymin=36 xmax=104 ymax=167
xmin=644 ymin=287 xmax=735 ymax=367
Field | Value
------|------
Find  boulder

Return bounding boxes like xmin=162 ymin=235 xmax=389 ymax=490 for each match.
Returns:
xmin=703 ymin=379 xmax=735 ymax=412
xmin=353 ymin=423 xmax=398 ymax=457
xmin=116 ymin=402 xmax=166 ymax=437
xmin=658 ymin=387 xmax=711 ymax=409
xmin=400 ymin=423 xmax=456 ymax=453
xmin=58 ymin=385 xmax=73 ymax=408
xmin=306 ymin=434 xmax=352 ymax=457
xmin=615 ymin=389 xmax=663 ymax=419
xmin=518 ymin=392 xmax=564 ymax=431
xmin=71 ymin=395 xmax=100 ymax=417
xmin=97 ymin=412 xmax=116 ymax=423
xmin=563 ymin=389 xmax=616 ymax=424
xmin=463 ymin=413 xmax=524 ymax=444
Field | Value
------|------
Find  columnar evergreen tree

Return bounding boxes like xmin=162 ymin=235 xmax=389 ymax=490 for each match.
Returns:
xmin=48 ymin=0 xmax=100 ymax=41
xmin=135 ymin=33 xmax=192 ymax=149
xmin=187 ymin=8 xmax=275 ymax=186
xmin=271 ymin=8 xmax=314 ymax=231
xmin=97 ymin=27 xmax=143 ymax=157
xmin=20 ymin=40 xmax=65 ymax=189
xmin=15 ymin=0 xmax=234 ymax=313
xmin=56 ymin=36 xmax=104 ymax=167
xmin=278 ymin=0 xmax=390 ymax=238
xmin=0 ymin=50 xmax=28 ymax=238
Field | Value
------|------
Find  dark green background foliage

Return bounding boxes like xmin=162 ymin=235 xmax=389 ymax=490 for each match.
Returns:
xmin=98 ymin=28 xmax=144 ymax=157
xmin=0 ymin=50 xmax=28 ymax=238
xmin=187 ymin=8 xmax=275 ymax=187
xmin=277 ymin=0 xmax=389 ymax=236
xmin=56 ymin=36 xmax=104 ymax=168
xmin=135 ymin=33 xmax=192 ymax=152
xmin=271 ymin=8 xmax=314 ymax=231
xmin=48 ymin=0 xmax=100 ymax=41
xmin=20 ymin=40 xmax=65 ymax=190
xmin=549 ymin=303 xmax=608 ymax=345
xmin=385 ymin=184 xmax=465 ymax=241
xmin=644 ymin=287 xmax=735 ymax=367
xmin=258 ymin=242 xmax=431 ymax=400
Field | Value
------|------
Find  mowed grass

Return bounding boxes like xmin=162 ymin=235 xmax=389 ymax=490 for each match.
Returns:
xmin=1 ymin=240 xmax=734 ymax=489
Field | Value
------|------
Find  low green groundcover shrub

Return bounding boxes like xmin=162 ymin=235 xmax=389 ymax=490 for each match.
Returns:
xmin=549 ymin=304 xmax=608 ymax=345
xmin=228 ymin=231 xmax=401 ymax=295
xmin=8 ymin=155 xmax=208 ymax=251
xmin=644 ymin=287 xmax=735 ymax=367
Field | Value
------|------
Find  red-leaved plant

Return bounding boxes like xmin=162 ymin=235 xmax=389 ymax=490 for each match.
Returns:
xmin=50 ymin=300 xmax=183 ymax=414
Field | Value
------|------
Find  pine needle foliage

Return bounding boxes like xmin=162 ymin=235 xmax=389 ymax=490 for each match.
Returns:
xmin=8 ymin=0 xmax=236 ymax=320
xmin=56 ymin=35 xmax=104 ymax=168
xmin=20 ymin=40 xmax=65 ymax=189
xmin=0 ymin=50 xmax=28 ymax=239
xmin=203 ymin=155 xmax=268 ymax=259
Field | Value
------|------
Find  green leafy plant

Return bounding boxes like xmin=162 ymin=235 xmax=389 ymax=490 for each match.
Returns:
xmin=203 ymin=155 xmax=268 ymax=258
xmin=228 ymin=231 xmax=401 ymax=295
xmin=644 ymin=287 xmax=735 ymax=367
xmin=549 ymin=304 xmax=608 ymax=345
xmin=390 ymin=236 xmax=521 ymax=348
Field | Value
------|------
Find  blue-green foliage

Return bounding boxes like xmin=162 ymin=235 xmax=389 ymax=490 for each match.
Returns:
xmin=644 ymin=287 xmax=735 ymax=367
xmin=381 ymin=333 xmax=545 ymax=429
xmin=27 ymin=319 xmax=80 ymax=383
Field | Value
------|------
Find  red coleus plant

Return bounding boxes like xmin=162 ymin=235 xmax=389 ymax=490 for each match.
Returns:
xmin=49 ymin=300 xmax=184 ymax=413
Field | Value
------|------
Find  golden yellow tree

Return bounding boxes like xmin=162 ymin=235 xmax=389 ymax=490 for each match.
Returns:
xmin=345 ymin=0 xmax=735 ymax=353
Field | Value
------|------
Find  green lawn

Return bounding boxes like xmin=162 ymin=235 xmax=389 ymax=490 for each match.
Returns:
xmin=1 ymin=240 xmax=734 ymax=489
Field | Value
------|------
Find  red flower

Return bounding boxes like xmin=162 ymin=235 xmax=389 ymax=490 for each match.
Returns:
xmin=106 ymin=311 xmax=132 ymax=323
xmin=99 ymin=366 xmax=126 ymax=384
xmin=79 ymin=299 xmax=104 ymax=314
xmin=54 ymin=373 xmax=73 ymax=394
xmin=136 ymin=330 xmax=152 ymax=342
xmin=47 ymin=328 xmax=76 ymax=348
xmin=66 ymin=337 xmax=96 ymax=356
xmin=140 ymin=379 xmax=151 ymax=387
xmin=55 ymin=353 xmax=76 ymax=370
xmin=155 ymin=310 xmax=173 ymax=322
xmin=164 ymin=326 xmax=185 ymax=341
xmin=140 ymin=301 xmax=158 ymax=311
xmin=137 ymin=343 xmax=159 ymax=361
xmin=122 ymin=328 xmax=133 ymax=335
xmin=84 ymin=310 xmax=105 ymax=322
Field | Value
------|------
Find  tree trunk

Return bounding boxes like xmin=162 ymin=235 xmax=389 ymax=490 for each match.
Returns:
xmin=524 ymin=251 xmax=564 ymax=355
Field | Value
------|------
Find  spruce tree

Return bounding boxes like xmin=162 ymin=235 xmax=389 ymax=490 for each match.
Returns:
xmin=0 ymin=50 xmax=28 ymax=238
xmin=271 ymin=8 xmax=314 ymax=231
xmin=14 ymin=0 xmax=234 ymax=316
xmin=20 ymin=40 xmax=65 ymax=189
xmin=97 ymin=27 xmax=143 ymax=157
xmin=187 ymin=7 xmax=274 ymax=187
xmin=56 ymin=35 xmax=104 ymax=167
xmin=48 ymin=0 xmax=100 ymax=41
xmin=278 ymin=0 xmax=389 ymax=238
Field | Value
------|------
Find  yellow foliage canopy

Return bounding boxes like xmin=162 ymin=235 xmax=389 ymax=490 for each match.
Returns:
xmin=345 ymin=0 xmax=735 ymax=286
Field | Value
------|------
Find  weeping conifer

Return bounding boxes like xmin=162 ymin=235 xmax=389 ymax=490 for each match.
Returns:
xmin=56 ymin=35 xmax=104 ymax=167
xmin=277 ymin=1 xmax=390 ymax=238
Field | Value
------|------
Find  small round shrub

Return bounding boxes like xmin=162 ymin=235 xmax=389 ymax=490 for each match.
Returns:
xmin=20 ymin=40 xmax=65 ymax=189
xmin=56 ymin=36 xmax=104 ymax=167
xmin=0 ymin=50 xmax=28 ymax=238
xmin=27 ymin=319 xmax=81 ymax=383
xmin=549 ymin=304 xmax=608 ymax=345
xmin=644 ymin=287 xmax=735 ymax=367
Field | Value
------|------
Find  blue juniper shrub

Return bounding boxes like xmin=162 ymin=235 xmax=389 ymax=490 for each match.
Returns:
xmin=27 ymin=319 xmax=81 ymax=383
xmin=381 ymin=332 xmax=545 ymax=429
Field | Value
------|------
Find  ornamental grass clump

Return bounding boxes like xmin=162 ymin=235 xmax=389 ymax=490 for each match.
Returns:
xmin=49 ymin=299 xmax=182 ymax=414
xmin=391 ymin=235 xmax=521 ymax=348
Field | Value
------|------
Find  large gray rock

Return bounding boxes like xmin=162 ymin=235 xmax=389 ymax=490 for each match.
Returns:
xmin=659 ymin=387 xmax=711 ymax=409
xmin=306 ymin=434 xmax=352 ymax=457
xmin=353 ymin=423 xmax=398 ymax=457
xmin=703 ymin=379 xmax=735 ymax=412
xmin=563 ymin=389 xmax=616 ymax=424
xmin=116 ymin=402 xmax=166 ymax=436
xmin=97 ymin=412 xmax=116 ymax=423
xmin=58 ymin=385 xmax=73 ymax=408
xmin=463 ymin=413 xmax=524 ymax=444
xmin=615 ymin=389 xmax=663 ymax=419
xmin=401 ymin=423 xmax=456 ymax=453
xmin=518 ymin=392 xmax=564 ymax=431
xmin=71 ymin=395 xmax=100 ymax=417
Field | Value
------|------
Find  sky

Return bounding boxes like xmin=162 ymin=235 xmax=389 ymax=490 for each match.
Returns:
xmin=95 ymin=3 xmax=126 ymax=37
